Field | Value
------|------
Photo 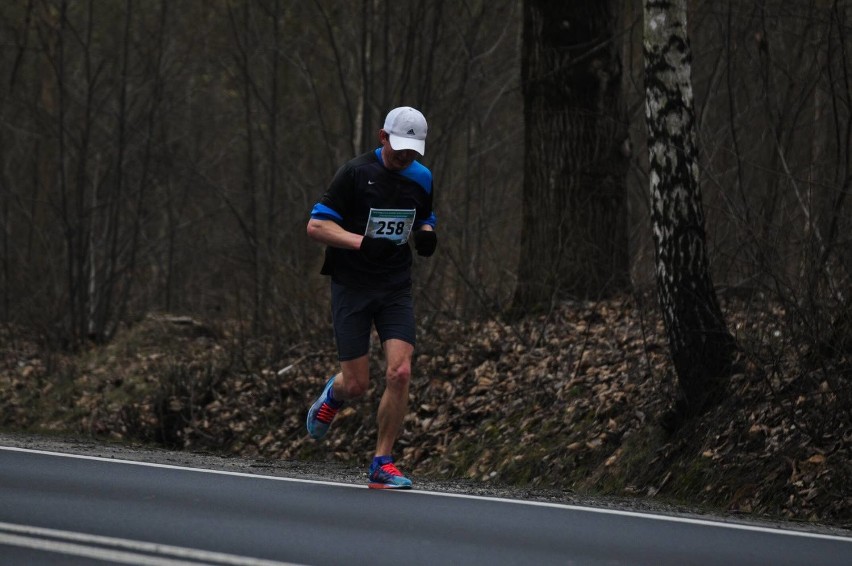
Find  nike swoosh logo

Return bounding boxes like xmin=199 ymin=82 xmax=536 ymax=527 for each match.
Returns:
xmin=368 ymin=180 xmax=376 ymax=185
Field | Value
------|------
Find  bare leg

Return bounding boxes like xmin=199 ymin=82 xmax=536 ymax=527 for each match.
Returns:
xmin=333 ymin=354 xmax=370 ymax=401
xmin=375 ymin=338 xmax=413 ymax=457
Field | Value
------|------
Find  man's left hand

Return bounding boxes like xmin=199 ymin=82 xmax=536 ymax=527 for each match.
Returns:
xmin=413 ymin=230 xmax=437 ymax=257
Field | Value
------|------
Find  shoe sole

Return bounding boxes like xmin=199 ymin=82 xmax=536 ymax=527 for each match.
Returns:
xmin=368 ymin=482 xmax=412 ymax=490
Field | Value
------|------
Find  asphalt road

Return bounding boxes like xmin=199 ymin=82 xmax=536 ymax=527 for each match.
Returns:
xmin=1 ymin=445 xmax=849 ymax=565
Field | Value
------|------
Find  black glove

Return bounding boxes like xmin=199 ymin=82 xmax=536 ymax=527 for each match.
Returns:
xmin=360 ymin=236 xmax=398 ymax=262
xmin=413 ymin=230 xmax=437 ymax=257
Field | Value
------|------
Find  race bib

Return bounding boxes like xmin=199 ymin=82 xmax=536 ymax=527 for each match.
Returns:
xmin=364 ymin=208 xmax=416 ymax=244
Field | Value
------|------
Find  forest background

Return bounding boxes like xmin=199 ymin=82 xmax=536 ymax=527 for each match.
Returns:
xmin=0 ymin=1 xmax=850 ymax=528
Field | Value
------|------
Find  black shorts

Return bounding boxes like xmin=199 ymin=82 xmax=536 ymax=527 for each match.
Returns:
xmin=331 ymin=282 xmax=416 ymax=361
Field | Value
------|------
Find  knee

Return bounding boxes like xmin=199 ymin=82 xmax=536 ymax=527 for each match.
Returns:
xmin=386 ymin=362 xmax=411 ymax=389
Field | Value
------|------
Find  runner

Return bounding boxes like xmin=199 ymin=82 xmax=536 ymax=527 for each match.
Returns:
xmin=305 ymin=106 xmax=437 ymax=489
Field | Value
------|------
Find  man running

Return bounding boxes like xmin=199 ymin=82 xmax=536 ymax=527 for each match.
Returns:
xmin=305 ymin=106 xmax=437 ymax=489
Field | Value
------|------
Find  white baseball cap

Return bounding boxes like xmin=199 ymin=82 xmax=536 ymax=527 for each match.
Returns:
xmin=383 ymin=106 xmax=427 ymax=156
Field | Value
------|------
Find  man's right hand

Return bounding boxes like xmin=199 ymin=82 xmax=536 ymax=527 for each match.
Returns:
xmin=360 ymin=236 xmax=398 ymax=262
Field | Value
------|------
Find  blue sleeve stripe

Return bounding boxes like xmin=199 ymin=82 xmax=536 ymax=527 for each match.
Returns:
xmin=415 ymin=212 xmax=437 ymax=229
xmin=400 ymin=161 xmax=433 ymax=194
xmin=310 ymin=203 xmax=342 ymax=222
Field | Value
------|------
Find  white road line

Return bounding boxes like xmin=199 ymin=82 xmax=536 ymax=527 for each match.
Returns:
xmin=0 ymin=532 xmax=200 ymax=566
xmin=0 ymin=522 xmax=301 ymax=566
xmin=2 ymin=445 xmax=851 ymax=543
xmin=405 ymin=489 xmax=852 ymax=543
xmin=0 ymin=445 xmax=357 ymax=488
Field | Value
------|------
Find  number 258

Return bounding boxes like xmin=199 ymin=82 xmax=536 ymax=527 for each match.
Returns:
xmin=377 ymin=221 xmax=405 ymax=236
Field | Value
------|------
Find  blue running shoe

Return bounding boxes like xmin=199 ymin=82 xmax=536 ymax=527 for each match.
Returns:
xmin=368 ymin=457 xmax=412 ymax=490
xmin=306 ymin=376 xmax=341 ymax=440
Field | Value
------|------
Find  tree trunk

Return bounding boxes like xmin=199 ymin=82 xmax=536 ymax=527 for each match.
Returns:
xmin=513 ymin=0 xmax=630 ymax=315
xmin=643 ymin=0 xmax=737 ymax=416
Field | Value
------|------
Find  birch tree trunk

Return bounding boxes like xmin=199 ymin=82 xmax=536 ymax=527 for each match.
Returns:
xmin=644 ymin=0 xmax=737 ymax=416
